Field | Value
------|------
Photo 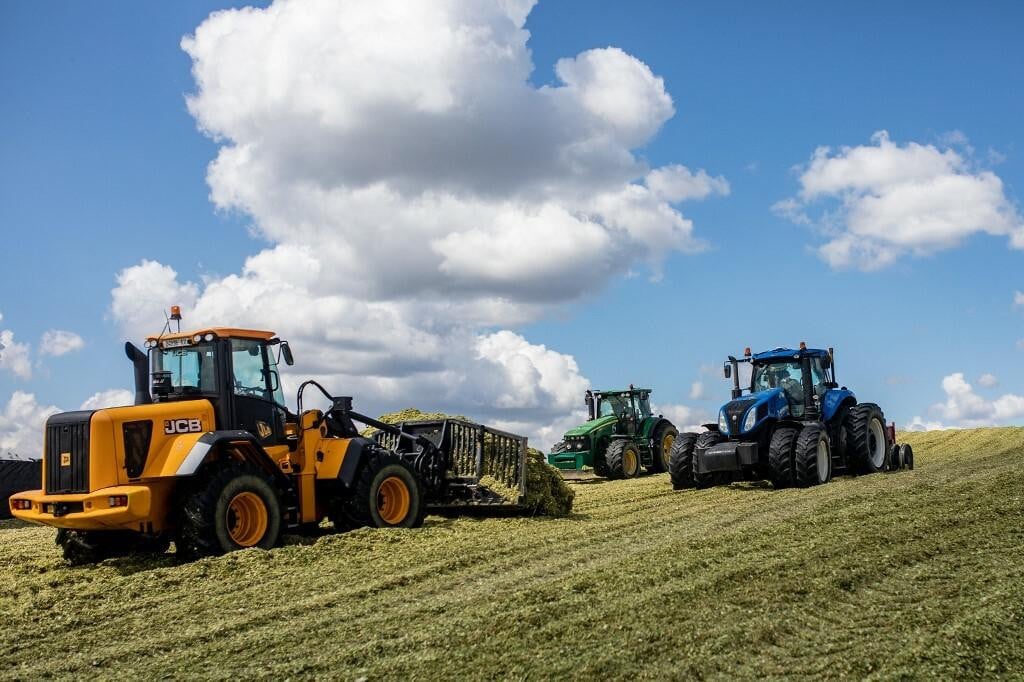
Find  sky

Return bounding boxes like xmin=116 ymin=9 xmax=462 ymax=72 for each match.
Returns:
xmin=2 ymin=0 xmax=1023 ymax=456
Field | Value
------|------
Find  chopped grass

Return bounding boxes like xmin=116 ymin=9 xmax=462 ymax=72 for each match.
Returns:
xmin=1 ymin=427 xmax=1022 ymax=678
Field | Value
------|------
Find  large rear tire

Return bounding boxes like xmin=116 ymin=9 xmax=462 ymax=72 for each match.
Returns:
xmin=692 ymin=431 xmax=725 ymax=489
xmin=794 ymin=423 xmax=832 ymax=487
xmin=175 ymin=461 xmax=282 ymax=559
xmin=768 ymin=426 xmax=799 ymax=489
xmin=668 ymin=432 xmax=699 ymax=490
xmin=844 ymin=403 xmax=889 ymax=474
xmin=649 ymin=423 xmax=679 ymax=473
xmin=605 ymin=440 xmax=642 ymax=479
xmin=337 ymin=449 xmax=425 ymax=529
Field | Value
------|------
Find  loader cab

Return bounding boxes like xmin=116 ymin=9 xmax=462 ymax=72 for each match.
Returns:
xmin=146 ymin=328 xmax=296 ymax=447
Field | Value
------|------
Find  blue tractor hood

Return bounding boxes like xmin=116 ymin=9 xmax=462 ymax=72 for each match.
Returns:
xmin=720 ymin=388 xmax=790 ymax=436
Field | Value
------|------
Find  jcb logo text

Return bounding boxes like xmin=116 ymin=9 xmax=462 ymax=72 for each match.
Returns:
xmin=164 ymin=418 xmax=202 ymax=435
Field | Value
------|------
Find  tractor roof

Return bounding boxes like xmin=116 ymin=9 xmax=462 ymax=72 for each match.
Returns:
xmin=595 ymin=388 xmax=651 ymax=395
xmin=147 ymin=327 xmax=276 ymax=343
xmin=751 ymin=347 xmax=828 ymax=362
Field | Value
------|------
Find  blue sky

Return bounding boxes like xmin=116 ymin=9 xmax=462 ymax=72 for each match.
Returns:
xmin=2 ymin=1 xmax=1023 ymax=452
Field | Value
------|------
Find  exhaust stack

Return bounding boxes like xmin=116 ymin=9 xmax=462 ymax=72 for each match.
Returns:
xmin=125 ymin=342 xmax=152 ymax=405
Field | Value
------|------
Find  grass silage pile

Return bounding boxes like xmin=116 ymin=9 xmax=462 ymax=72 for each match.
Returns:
xmin=2 ymin=426 xmax=1022 ymax=678
xmin=371 ymin=407 xmax=574 ymax=517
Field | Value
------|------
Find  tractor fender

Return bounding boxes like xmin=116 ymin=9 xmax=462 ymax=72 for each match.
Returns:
xmin=640 ymin=417 xmax=673 ymax=441
xmin=823 ymin=389 xmax=857 ymax=423
xmin=336 ymin=437 xmax=377 ymax=488
xmin=175 ymin=430 xmax=289 ymax=487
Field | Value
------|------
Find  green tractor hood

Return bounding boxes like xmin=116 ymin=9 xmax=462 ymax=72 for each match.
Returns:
xmin=564 ymin=414 xmax=618 ymax=437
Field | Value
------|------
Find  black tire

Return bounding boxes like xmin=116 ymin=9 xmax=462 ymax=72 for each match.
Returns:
xmin=649 ymin=423 xmax=679 ymax=473
xmin=692 ymin=431 xmax=725 ymax=489
xmin=888 ymin=444 xmax=902 ymax=471
xmin=175 ymin=461 xmax=282 ymax=559
xmin=593 ymin=439 xmax=610 ymax=477
xmin=605 ymin=440 xmax=642 ymax=479
xmin=337 ymin=449 xmax=425 ymax=529
xmin=668 ymin=432 xmax=699 ymax=490
xmin=899 ymin=443 xmax=914 ymax=470
xmin=56 ymin=529 xmax=169 ymax=566
xmin=794 ymin=423 xmax=832 ymax=487
xmin=843 ymin=403 xmax=889 ymax=474
xmin=768 ymin=426 xmax=799 ymax=489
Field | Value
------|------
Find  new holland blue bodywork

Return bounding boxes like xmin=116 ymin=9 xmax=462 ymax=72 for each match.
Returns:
xmin=718 ymin=348 xmax=857 ymax=436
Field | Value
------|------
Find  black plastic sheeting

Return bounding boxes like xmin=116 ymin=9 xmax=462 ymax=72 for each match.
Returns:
xmin=0 ymin=459 xmax=41 ymax=520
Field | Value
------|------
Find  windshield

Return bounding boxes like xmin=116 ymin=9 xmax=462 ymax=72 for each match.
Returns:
xmin=752 ymin=361 xmax=802 ymax=393
xmin=153 ymin=343 xmax=218 ymax=393
xmin=598 ymin=394 xmax=631 ymax=418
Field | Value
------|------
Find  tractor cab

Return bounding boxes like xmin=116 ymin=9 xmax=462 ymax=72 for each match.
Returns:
xmin=134 ymin=326 xmax=296 ymax=448
xmin=587 ymin=388 xmax=653 ymax=435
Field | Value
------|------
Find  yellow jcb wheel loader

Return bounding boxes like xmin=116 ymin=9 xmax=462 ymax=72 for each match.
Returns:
xmin=10 ymin=311 xmax=529 ymax=564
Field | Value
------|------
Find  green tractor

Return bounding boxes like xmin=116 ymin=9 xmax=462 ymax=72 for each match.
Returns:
xmin=547 ymin=387 xmax=678 ymax=479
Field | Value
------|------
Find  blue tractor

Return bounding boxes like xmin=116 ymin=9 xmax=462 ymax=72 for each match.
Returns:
xmin=669 ymin=344 xmax=910 ymax=489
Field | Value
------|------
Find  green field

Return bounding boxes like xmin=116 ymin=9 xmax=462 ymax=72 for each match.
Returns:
xmin=1 ymin=427 xmax=1022 ymax=679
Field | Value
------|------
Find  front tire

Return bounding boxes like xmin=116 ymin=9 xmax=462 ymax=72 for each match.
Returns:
xmin=668 ymin=432 xmax=699 ymax=490
xmin=57 ymin=529 xmax=169 ymax=566
xmin=768 ymin=426 xmax=798 ymax=488
xmin=794 ymin=423 xmax=832 ymax=487
xmin=337 ymin=449 xmax=425 ymax=529
xmin=692 ymin=431 xmax=725 ymax=489
xmin=175 ymin=461 xmax=282 ymax=559
xmin=844 ymin=404 xmax=889 ymax=474
xmin=605 ymin=440 xmax=642 ymax=479
xmin=649 ymin=423 xmax=679 ymax=473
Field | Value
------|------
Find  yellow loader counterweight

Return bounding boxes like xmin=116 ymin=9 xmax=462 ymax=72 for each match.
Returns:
xmin=10 ymin=316 xmax=529 ymax=564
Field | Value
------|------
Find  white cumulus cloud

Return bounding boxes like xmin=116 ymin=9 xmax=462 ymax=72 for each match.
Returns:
xmin=107 ymin=0 xmax=726 ymax=446
xmin=775 ymin=131 xmax=1024 ymax=270
xmin=80 ymin=389 xmax=134 ymax=411
xmin=0 ymin=391 xmax=59 ymax=458
xmin=654 ymin=403 xmax=712 ymax=434
xmin=0 ymin=329 xmax=32 ymax=380
xmin=977 ymin=373 xmax=999 ymax=388
xmin=39 ymin=330 xmax=85 ymax=357
xmin=908 ymin=372 xmax=1024 ymax=429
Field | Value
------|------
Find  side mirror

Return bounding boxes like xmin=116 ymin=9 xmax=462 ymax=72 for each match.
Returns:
xmin=723 ymin=364 xmax=732 ymax=379
xmin=822 ymin=355 xmax=832 ymax=369
xmin=281 ymin=341 xmax=294 ymax=366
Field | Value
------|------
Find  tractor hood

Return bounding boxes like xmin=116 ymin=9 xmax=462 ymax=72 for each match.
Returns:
xmin=721 ymin=388 xmax=789 ymax=436
xmin=563 ymin=414 xmax=618 ymax=438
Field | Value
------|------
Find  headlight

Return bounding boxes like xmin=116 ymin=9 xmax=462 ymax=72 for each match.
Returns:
xmin=718 ymin=409 xmax=729 ymax=435
xmin=742 ymin=407 xmax=758 ymax=432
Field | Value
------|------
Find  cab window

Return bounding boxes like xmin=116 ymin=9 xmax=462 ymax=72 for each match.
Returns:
xmin=231 ymin=339 xmax=269 ymax=400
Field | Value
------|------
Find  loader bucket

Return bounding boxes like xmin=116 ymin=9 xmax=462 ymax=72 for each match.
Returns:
xmin=374 ymin=419 xmax=528 ymax=509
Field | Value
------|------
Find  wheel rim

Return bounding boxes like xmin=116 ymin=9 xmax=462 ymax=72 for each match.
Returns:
xmin=817 ymin=437 xmax=830 ymax=482
xmin=662 ymin=433 xmax=675 ymax=468
xmin=624 ymin=448 xmax=638 ymax=476
xmin=868 ymin=418 xmax=885 ymax=469
xmin=377 ymin=476 xmax=411 ymax=525
xmin=227 ymin=492 xmax=268 ymax=547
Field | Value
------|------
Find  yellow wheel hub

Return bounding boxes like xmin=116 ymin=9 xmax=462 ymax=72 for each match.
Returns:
xmin=662 ymin=433 xmax=676 ymax=467
xmin=227 ymin=491 xmax=268 ymax=547
xmin=377 ymin=476 xmax=411 ymax=525
xmin=624 ymin=448 xmax=639 ymax=476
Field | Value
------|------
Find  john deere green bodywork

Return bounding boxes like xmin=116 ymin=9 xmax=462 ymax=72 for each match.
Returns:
xmin=548 ymin=388 xmax=677 ymax=479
